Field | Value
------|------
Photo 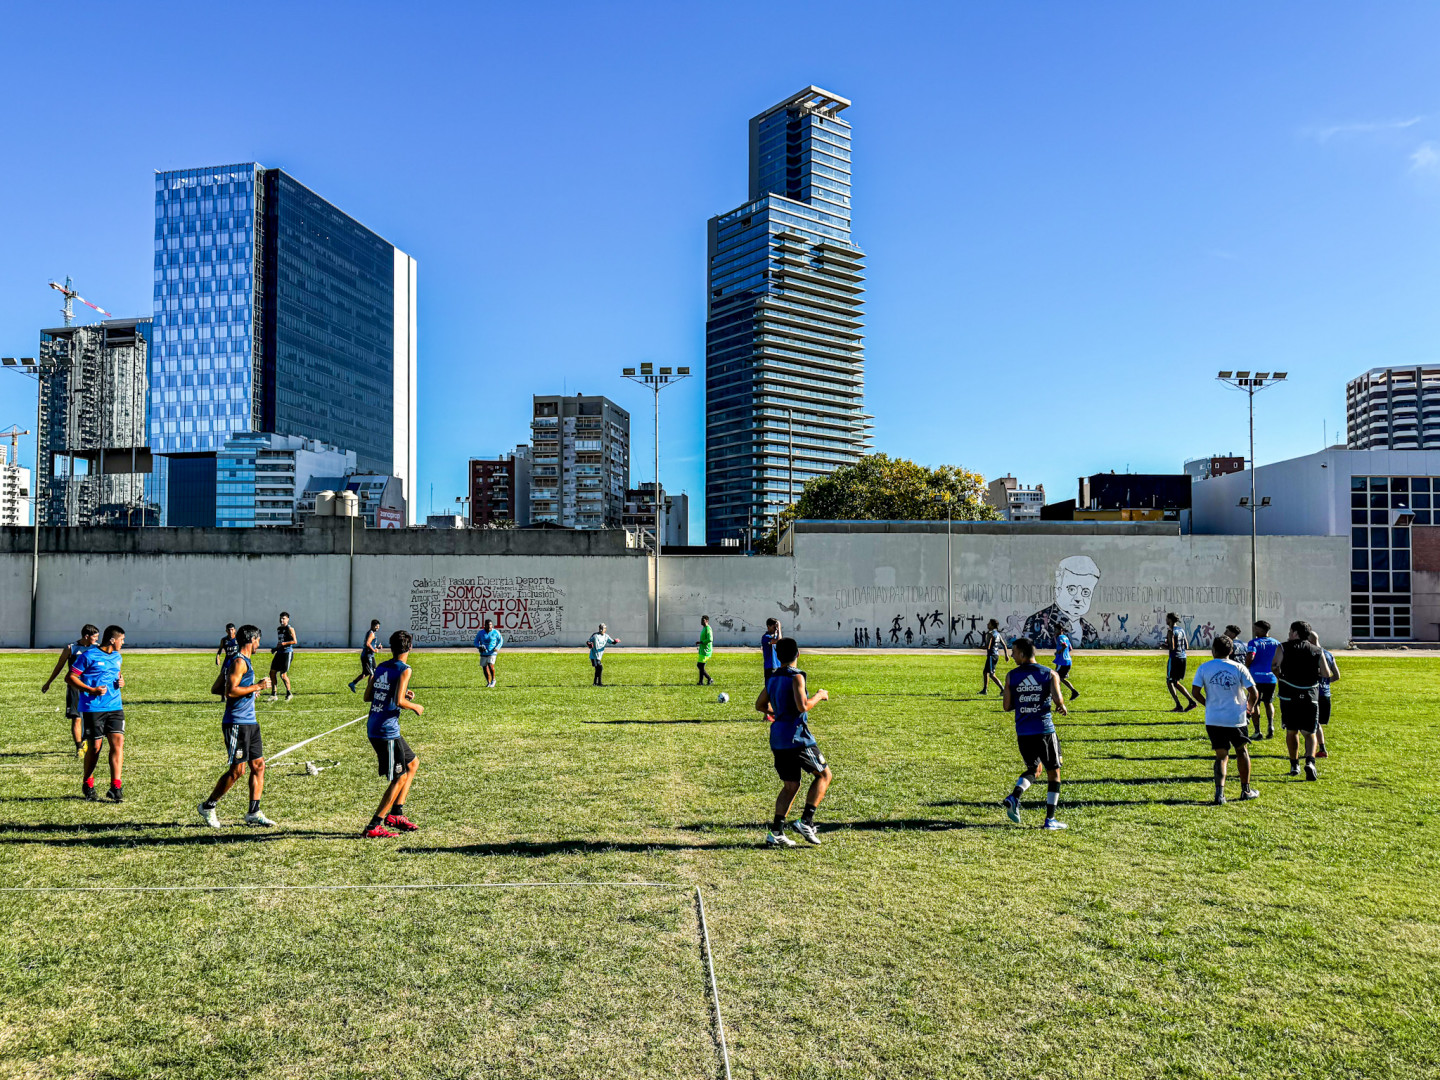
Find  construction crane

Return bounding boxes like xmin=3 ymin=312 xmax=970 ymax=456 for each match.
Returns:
xmin=0 ymin=425 xmax=29 ymax=468
xmin=48 ymin=276 xmax=112 ymax=327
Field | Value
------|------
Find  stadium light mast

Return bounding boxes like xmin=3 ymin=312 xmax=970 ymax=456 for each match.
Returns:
xmin=2 ymin=353 xmax=61 ymax=647
xmin=621 ymin=363 xmax=691 ymax=644
xmin=1216 ymin=370 xmax=1287 ymax=624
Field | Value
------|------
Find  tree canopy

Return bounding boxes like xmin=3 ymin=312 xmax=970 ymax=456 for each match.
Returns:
xmin=759 ymin=454 xmax=999 ymax=552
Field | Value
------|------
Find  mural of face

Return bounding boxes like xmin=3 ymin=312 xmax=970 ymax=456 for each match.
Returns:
xmin=1054 ymin=555 xmax=1100 ymax=622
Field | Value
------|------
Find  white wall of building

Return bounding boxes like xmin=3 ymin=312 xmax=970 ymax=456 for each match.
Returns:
xmin=392 ymin=249 xmax=418 ymax=525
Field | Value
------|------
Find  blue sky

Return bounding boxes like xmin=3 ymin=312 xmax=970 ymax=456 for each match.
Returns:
xmin=2 ymin=1 xmax=1439 ymax=530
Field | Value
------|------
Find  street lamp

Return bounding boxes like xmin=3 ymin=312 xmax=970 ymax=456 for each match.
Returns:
xmin=935 ymin=491 xmax=953 ymax=646
xmin=621 ymin=363 xmax=691 ymax=644
xmin=2 ymin=354 xmax=62 ymax=647
xmin=455 ymin=494 xmax=471 ymax=527
xmin=1217 ymin=370 xmax=1287 ymax=624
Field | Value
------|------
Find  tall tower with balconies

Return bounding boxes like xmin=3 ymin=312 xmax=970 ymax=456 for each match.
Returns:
xmin=705 ymin=87 xmax=871 ymax=545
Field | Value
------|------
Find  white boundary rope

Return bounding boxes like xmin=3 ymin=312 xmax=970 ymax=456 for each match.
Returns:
xmin=0 ymin=879 xmax=735 ymax=1078
xmin=266 ymin=714 xmax=366 ymax=763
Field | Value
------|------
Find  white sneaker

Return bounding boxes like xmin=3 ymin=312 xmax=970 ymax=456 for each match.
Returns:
xmin=789 ymin=819 xmax=822 ymax=845
xmin=1042 ymin=818 xmax=1069 ymax=831
xmin=198 ymin=802 xmax=220 ymax=829
xmin=244 ymin=810 xmax=276 ymax=827
xmin=765 ymin=829 xmax=796 ymax=848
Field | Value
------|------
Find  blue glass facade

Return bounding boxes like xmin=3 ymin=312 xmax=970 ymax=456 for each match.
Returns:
xmin=707 ymin=88 xmax=870 ymax=544
xmin=150 ymin=164 xmax=264 ymax=456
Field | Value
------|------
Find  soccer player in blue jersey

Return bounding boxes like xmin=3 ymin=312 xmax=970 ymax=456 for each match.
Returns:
xmin=1053 ymin=629 xmax=1079 ymax=699
xmin=269 ymin=611 xmax=297 ymax=702
xmin=1164 ymin=613 xmax=1197 ymax=712
xmin=42 ymin=623 xmax=99 ymax=757
xmin=761 ymin=618 xmax=781 ymax=680
xmin=1245 ymin=620 xmax=1280 ymax=739
xmin=199 ymin=625 xmax=275 ymax=828
xmin=1000 ymin=637 xmax=1069 ymax=830
xmin=349 ymin=619 xmax=380 ymax=693
xmin=587 ymin=624 xmax=619 ymax=686
xmin=362 ymin=630 xmax=424 ymax=838
xmin=67 ymin=624 xmax=127 ymax=803
xmin=979 ymin=619 xmax=1009 ymax=695
xmin=474 ymin=617 xmax=504 ymax=689
xmin=755 ymin=637 xmax=831 ymax=847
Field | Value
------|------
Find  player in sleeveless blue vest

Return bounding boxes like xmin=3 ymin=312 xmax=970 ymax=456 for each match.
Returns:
xmin=216 ymin=623 xmax=240 ymax=667
xmin=67 ymin=624 xmax=127 ymax=803
xmin=363 ymin=630 xmax=425 ymax=837
xmin=1163 ymin=612 xmax=1197 ymax=712
xmin=754 ymin=636 xmax=831 ymax=847
xmin=350 ymin=619 xmax=381 ymax=693
xmin=1000 ymin=637 xmax=1070 ymax=830
xmin=269 ymin=611 xmax=297 ymax=702
xmin=43 ymin=622 xmax=99 ymax=757
xmin=1053 ymin=630 xmax=1079 ymax=699
xmin=979 ymin=619 xmax=1009 ymax=695
xmin=761 ymin=618 xmax=781 ymax=680
xmin=1244 ymin=620 xmax=1281 ymax=739
xmin=199 ymin=625 xmax=276 ymax=828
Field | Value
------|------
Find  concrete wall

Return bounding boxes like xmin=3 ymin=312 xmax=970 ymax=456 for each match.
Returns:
xmin=1 ymin=520 xmax=1349 ymax=649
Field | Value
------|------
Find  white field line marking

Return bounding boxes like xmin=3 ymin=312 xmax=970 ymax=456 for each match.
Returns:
xmin=266 ymin=713 xmax=366 ymax=763
xmin=0 ymin=879 xmax=736 ymax=1076
xmin=694 ymin=885 xmax=733 ymax=1080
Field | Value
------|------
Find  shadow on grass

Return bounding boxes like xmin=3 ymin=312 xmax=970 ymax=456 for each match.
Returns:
xmin=674 ymin=818 xmax=1011 ymax=833
xmin=1063 ymin=776 xmax=1214 ymax=786
xmin=1065 ymin=720 xmax=1194 ymax=727
xmin=400 ymin=838 xmax=760 ymax=856
xmin=581 ymin=718 xmax=760 ymax=726
xmin=1064 ymin=735 xmax=1192 ymax=743
xmin=929 ymin=797 xmax=1202 ymax=809
xmin=0 ymin=826 xmax=355 ymax=847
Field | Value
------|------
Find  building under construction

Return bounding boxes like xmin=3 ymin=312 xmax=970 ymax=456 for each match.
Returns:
xmin=36 ymin=318 xmax=158 ymax=526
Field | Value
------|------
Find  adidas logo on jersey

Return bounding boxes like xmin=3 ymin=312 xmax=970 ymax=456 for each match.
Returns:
xmin=1017 ymin=675 xmax=1043 ymax=691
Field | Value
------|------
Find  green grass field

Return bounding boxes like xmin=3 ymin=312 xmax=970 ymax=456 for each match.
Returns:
xmin=1 ymin=648 xmax=1437 ymax=1080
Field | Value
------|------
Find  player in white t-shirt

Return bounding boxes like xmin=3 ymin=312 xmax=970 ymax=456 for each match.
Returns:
xmin=1191 ymin=635 xmax=1260 ymax=806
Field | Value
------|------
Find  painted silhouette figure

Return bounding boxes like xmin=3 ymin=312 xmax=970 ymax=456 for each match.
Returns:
xmin=889 ymin=616 xmax=903 ymax=643
xmin=875 ymin=627 xmax=882 ymax=646
xmin=904 ymin=626 xmax=914 ymax=645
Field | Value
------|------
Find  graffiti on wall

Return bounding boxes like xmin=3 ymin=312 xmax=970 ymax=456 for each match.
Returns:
xmin=835 ymin=554 xmax=1286 ymax=648
xmin=409 ymin=575 xmax=564 ymax=645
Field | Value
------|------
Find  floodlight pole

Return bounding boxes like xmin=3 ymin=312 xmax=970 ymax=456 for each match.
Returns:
xmin=2 ymin=356 xmax=59 ymax=647
xmin=621 ymin=364 xmax=691 ymax=644
xmin=1216 ymin=370 xmax=1286 ymax=625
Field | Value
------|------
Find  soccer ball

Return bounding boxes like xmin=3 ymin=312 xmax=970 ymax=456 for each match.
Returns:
xmin=717 ymin=692 xmax=730 ymax=704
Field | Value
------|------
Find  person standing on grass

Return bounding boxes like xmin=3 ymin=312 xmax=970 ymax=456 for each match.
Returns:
xmin=1053 ymin=629 xmax=1079 ymax=700
xmin=67 ymin=625 xmax=127 ymax=803
xmin=199 ymin=624 xmax=275 ymax=828
xmin=42 ymin=623 xmax=99 ymax=758
xmin=1164 ymin=613 xmax=1197 ymax=712
xmin=1191 ymin=635 xmax=1260 ymax=805
xmin=587 ymin=624 xmax=619 ymax=686
xmin=761 ymin=618 xmax=782 ymax=681
xmin=216 ymin=623 xmax=240 ymax=667
xmin=755 ymin=636 xmax=831 ymax=847
xmin=269 ymin=611 xmax=297 ymax=702
xmin=363 ymin=630 xmax=424 ymax=838
xmin=696 ymin=615 xmax=715 ymax=686
xmin=1309 ymin=630 xmax=1339 ymax=759
xmin=1245 ymin=620 xmax=1280 ymax=739
xmin=1273 ymin=620 xmax=1326 ymax=781
xmin=473 ymin=617 xmax=504 ymax=689
xmin=980 ymin=619 xmax=1009 ymax=695
xmin=1000 ymin=637 xmax=1070 ymax=830
xmin=349 ymin=619 xmax=381 ymax=693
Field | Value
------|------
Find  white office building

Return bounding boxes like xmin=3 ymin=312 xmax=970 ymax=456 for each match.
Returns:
xmin=1346 ymin=365 xmax=1440 ymax=450
xmin=985 ymin=475 xmax=1045 ymax=521
xmin=0 ymin=445 xmax=31 ymax=526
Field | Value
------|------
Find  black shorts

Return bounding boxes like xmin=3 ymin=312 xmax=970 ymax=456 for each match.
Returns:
xmin=370 ymin=736 xmax=416 ymax=780
xmin=1167 ymin=657 xmax=1188 ymax=683
xmin=1017 ymin=732 xmax=1062 ymax=771
xmin=271 ymin=649 xmax=293 ymax=675
xmin=984 ymin=653 xmax=998 ymax=674
xmin=65 ymin=684 xmax=82 ymax=720
xmin=1206 ymin=724 xmax=1251 ymax=753
xmin=360 ymin=651 xmax=376 ymax=677
xmin=1056 ymin=664 xmax=1072 ymax=680
xmin=1280 ymin=691 xmax=1319 ymax=733
xmin=1255 ymin=682 xmax=1276 ymax=705
xmin=82 ymin=710 xmax=125 ymax=740
xmin=223 ymin=723 xmax=264 ymax=764
xmin=1319 ymin=694 xmax=1331 ymax=725
xmin=773 ymin=744 xmax=828 ymax=783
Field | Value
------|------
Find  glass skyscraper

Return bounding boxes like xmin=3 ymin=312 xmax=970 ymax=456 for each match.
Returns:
xmin=151 ymin=163 xmax=417 ymax=524
xmin=706 ymin=86 xmax=870 ymax=545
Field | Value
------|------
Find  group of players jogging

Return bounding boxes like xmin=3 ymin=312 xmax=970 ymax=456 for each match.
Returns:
xmin=37 ymin=607 xmax=1341 ymax=845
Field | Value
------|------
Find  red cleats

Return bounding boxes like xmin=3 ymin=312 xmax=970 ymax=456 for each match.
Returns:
xmin=363 ymin=824 xmax=398 ymax=838
xmin=384 ymin=814 xmax=419 ymax=832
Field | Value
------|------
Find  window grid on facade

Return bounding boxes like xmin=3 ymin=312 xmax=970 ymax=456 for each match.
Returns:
xmin=1349 ymin=474 xmax=1431 ymax=639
